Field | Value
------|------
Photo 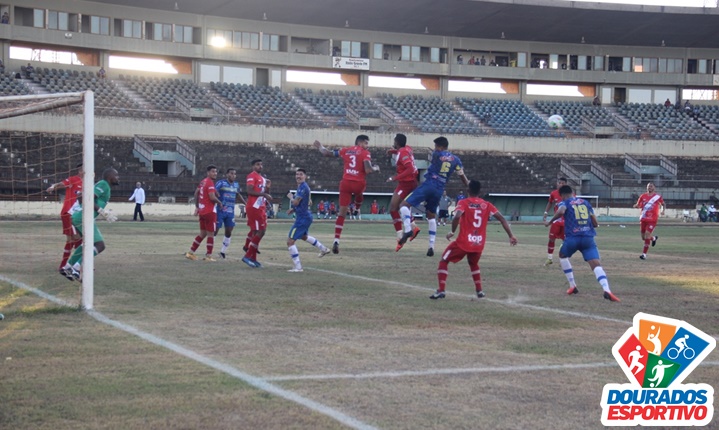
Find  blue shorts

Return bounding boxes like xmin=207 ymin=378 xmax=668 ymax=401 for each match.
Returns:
xmin=289 ymin=218 xmax=312 ymax=240
xmin=216 ymin=211 xmax=236 ymax=229
xmin=405 ymin=182 xmax=443 ymax=214
xmin=560 ymin=236 xmax=600 ymax=261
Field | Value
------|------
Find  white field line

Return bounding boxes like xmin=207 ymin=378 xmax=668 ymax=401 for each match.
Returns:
xmin=270 ymin=263 xmax=630 ymax=324
xmin=0 ymin=275 xmax=378 ymax=430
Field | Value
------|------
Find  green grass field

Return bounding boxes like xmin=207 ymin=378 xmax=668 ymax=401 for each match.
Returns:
xmin=1 ymin=219 xmax=718 ymax=429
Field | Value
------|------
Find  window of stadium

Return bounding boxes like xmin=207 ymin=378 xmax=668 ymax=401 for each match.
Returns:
xmin=682 ymin=89 xmax=719 ymax=101
xmin=557 ymin=0 xmax=714 ymax=6
xmin=367 ymin=76 xmax=425 ymax=90
xmin=287 ymin=70 xmax=346 ymax=85
xmin=108 ymin=55 xmax=178 ymax=74
xmin=10 ymin=46 xmax=86 ymax=66
xmin=527 ymin=84 xmax=584 ymax=97
xmin=447 ymin=81 xmax=506 ymax=94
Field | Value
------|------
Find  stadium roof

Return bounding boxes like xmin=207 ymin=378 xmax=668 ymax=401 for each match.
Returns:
xmin=94 ymin=0 xmax=719 ymax=48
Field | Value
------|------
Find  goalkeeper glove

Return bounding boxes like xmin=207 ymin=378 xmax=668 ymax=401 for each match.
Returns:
xmin=98 ymin=207 xmax=117 ymax=223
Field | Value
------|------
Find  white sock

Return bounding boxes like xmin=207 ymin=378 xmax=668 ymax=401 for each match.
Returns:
xmin=288 ymin=245 xmax=301 ymax=268
xmin=399 ymin=206 xmax=412 ymax=233
xmin=560 ymin=258 xmax=576 ymax=288
xmin=594 ymin=266 xmax=610 ymax=292
xmin=547 ymin=254 xmax=553 ymax=260
xmin=221 ymin=236 xmax=231 ymax=253
xmin=306 ymin=235 xmax=326 ymax=250
xmin=428 ymin=219 xmax=437 ymax=249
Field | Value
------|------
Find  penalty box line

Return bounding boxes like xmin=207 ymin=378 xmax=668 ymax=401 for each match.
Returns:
xmin=0 ymin=275 xmax=378 ymax=430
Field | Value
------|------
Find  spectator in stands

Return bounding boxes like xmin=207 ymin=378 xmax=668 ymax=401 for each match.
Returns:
xmin=0 ymin=59 xmax=4 ymax=74
xmin=675 ymin=100 xmax=682 ymax=111
xmin=25 ymin=63 xmax=34 ymax=78
xmin=664 ymin=98 xmax=672 ymax=108
xmin=698 ymin=203 xmax=708 ymax=222
xmin=457 ymin=54 xmax=463 ymax=64
xmin=468 ymin=56 xmax=476 ymax=65
xmin=593 ymin=96 xmax=601 ymax=107
xmin=1 ymin=12 xmax=9 ymax=24
xmin=709 ymin=204 xmax=717 ymax=222
xmin=383 ymin=51 xmax=389 ymax=60
xmin=479 ymin=55 xmax=486 ymax=66
xmin=98 ymin=67 xmax=106 ymax=79
xmin=684 ymin=100 xmax=692 ymax=114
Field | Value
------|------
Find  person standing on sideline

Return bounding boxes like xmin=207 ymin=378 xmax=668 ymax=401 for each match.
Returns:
xmin=60 ymin=168 xmax=119 ymax=281
xmin=314 ymin=135 xmax=380 ymax=254
xmin=386 ymin=133 xmax=421 ymax=250
xmin=634 ymin=182 xmax=665 ymax=260
xmin=370 ymin=199 xmax=379 ymax=215
xmin=286 ymin=168 xmax=331 ymax=272
xmin=544 ymin=185 xmax=620 ymax=302
xmin=241 ymin=159 xmax=272 ymax=268
xmin=437 ymin=190 xmax=452 ymax=226
xmin=185 ymin=165 xmax=222 ymax=262
xmin=128 ymin=181 xmax=145 ymax=221
xmin=214 ymin=168 xmax=247 ymax=259
xmin=47 ymin=162 xmax=83 ymax=278
xmin=397 ymin=136 xmax=469 ymax=257
xmin=430 ymin=180 xmax=517 ymax=300
xmin=542 ymin=177 xmax=568 ymax=266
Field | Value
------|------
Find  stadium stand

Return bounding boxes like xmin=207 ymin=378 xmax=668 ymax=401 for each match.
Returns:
xmin=294 ymin=89 xmax=382 ymax=128
xmin=534 ymin=100 xmax=615 ymax=136
xmin=617 ymin=102 xmax=719 ymax=141
xmin=0 ymin=72 xmax=31 ymax=96
xmin=121 ymin=75 xmax=215 ymax=119
xmin=211 ymin=83 xmax=316 ymax=127
xmin=455 ymin=98 xmax=557 ymax=137
xmin=381 ymin=94 xmax=485 ymax=135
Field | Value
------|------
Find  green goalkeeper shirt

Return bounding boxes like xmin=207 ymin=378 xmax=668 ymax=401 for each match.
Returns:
xmin=71 ymin=179 xmax=111 ymax=222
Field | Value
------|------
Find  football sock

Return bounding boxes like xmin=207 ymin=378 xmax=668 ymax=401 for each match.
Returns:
xmin=206 ymin=236 xmax=214 ymax=256
xmin=390 ymin=210 xmax=402 ymax=234
xmin=248 ymin=235 xmax=262 ymax=259
xmin=244 ymin=232 xmax=252 ymax=250
xmin=547 ymin=254 xmax=553 ymax=260
xmin=288 ymin=244 xmax=300 ymax=267
xmin=68 ymin=245 xmax=82 ymax=266
xmin=306 ymin=235 xmax=325 ymax=250
xmin=437 ymin=259 xmax=449 ymax=292
xmin=60 ymin=241 xmax=74 ymax=268
xmin=469 ymin=262 xmax=482 ymax=293
xmin=594 ymin=266 xmax=610 ymax=292
xmin=190 ymin=235 xmax=203 ymax=252
xmin=643 ymin=239 xmax=651 ymax=254
xmin=428 ymin=219 xmax=437 ymax=249
xmin=221 ymin=236 xmax=231 ymax=253
xmin=548 ymin=238 xmax=556 ymax=255
xmin=399 ymin=206 xmax=412 ymax=233
xmin=560 ymin=258 xmax=576 ymax=288
xmin=334 ymin=216 xmax=345 ymax=239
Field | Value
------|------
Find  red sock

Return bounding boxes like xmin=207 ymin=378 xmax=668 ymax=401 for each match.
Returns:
xmin=244 ymin=232 xmax=253 ymax=250
xmin=248 ymin=235 xmax=262 ymax=260
xmin=334 ymin=216 xmax=345 ymax=240
xmin=60 ymin=241 xmax=74 ymax=268
xmin=437 ymin=260 xmax=449 ymax=292
xmin=469 ymin=262 xmax=482 ymax=293
xmin=390 ymin=210 xmax=402 ymax=232
xmin=643 ymin=239 xmax=651 ymax=254
xmin=547 ymin=238 xmax=556 ymax=254
xmin=190 ymin=235 xmax=203 ymax=252
xmin=206 ymin=236 xmax=214 ymax=255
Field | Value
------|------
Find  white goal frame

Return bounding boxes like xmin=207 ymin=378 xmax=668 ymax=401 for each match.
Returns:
xmin=1 ymin=91 xmax=95 ymax=309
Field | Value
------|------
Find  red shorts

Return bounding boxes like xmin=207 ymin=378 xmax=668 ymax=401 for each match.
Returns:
xmin=246 ymin=206 xmax=267 ymax=231
xmin=549 ymin=219 xmax=565 ymax=240
xmin=640 ymin=220 xmax=657 ymax=234
xmin=61 ymin=212 xmax=75 ymax=236
xmin=440 ymin=241 xmax=482 ymax=265
xmin=339 ymin=179 xmax=366 ymax=207
xmin=198 ymin=212 xmax=217 ymax=233
xmin=394 ymin=180 xmax=418 ymax=199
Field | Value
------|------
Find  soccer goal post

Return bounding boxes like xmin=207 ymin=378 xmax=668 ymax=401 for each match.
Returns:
xmin=0 ymin=91 xmax=95 ymax=309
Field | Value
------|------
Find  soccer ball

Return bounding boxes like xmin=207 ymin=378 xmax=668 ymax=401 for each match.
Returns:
xmin=547 ymin=114 xmax=565 ymax=129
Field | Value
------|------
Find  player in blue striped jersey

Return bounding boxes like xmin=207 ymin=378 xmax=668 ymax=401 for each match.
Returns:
xmin=286 ymin=169 xmax=330 ymax=272
xmin=215 ymin=168 xmax=246 ymax=259
xmin=544 ymin=185 xmax=620 ymax=302
xmin=398 ymin=136 xmax=469 ymax=256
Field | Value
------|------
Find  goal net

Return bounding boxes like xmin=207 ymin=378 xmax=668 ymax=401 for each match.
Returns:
xmin=0 ymin=91 xmax=96 ymax=309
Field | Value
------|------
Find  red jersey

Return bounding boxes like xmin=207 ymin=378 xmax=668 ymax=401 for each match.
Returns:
xmin=636 ymin=193 xmax=664 ymax=222
xmin=394 ymin=146 xmax=418 ymax=182
xmin=60 ymin=175 xmax=82 ymax=214
xmin=338 ymin=146 xmax=371 ymax=182
xmin=454 ymin=197 xmax=498 ymax=253
xmin=196 ymin=177 xmax=217 ymax=215
xmin=319 ymin=202 xmax=325 ymax=212
xmin=548 ymin=189 xmax=563 ymax=213
xmin=370 ymin=202 xmax=378 ymax=214
xmin=246 ymin=171 xmax=268 ymax=210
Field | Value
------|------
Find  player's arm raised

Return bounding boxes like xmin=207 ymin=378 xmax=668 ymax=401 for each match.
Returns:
xmin=493 ymin=211 xmax=518 ymax=246
xmin=456 ymin=167 xmax=470 ymax=187
xmin=313 ymin=140 xmax=335 ymax=157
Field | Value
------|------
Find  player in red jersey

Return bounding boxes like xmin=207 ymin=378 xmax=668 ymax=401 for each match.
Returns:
xmin=542 ymin=177 xmax=568 ymax=267
xmin=185 ymin=165 xmax=222 ymax=262
xmin=386 ymin=133 xmax=421 ymax=250
xmin=46 ymin=162 xmax=84 ymax=276
xmin=430 ymin=180 xmax=517 ymax=300
xmin=634 ymin=182 xmax=665 ymax=260
xmin=314 ymin=135 xmax=380 ymax=254
xmin=241 ymin=159 xmax=273 ymax=268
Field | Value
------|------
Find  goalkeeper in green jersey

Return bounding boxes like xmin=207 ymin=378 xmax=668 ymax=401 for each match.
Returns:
xmin=61 ymin=168 xmax=120 ymax=281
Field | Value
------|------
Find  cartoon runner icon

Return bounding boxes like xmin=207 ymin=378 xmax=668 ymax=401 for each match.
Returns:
xmin=627 ymin=346 xmax=645 ymax=375
xmin=647 ymin=325 xmax=662 ymax=355
xmin=647 ymin=359 xmax=674 ymax=388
